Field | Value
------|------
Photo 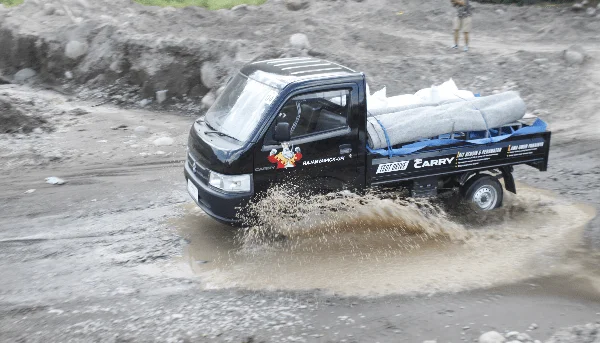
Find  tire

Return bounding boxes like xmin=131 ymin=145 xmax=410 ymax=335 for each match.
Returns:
xmin=461 ymin=174 xmax=503 ymax=211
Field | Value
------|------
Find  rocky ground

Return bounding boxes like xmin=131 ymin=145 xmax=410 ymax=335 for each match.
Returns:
xmin=1 ymin=0 xmax=600 ymax=342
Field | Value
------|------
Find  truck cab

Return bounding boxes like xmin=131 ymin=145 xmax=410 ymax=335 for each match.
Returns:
xmin=185 ymin=57 xmax=367 ymax=224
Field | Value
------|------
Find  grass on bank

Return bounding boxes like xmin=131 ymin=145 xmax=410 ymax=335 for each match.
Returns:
xmin=134 ymin=0 xmax=266 ymax=10
xmin=0 ymin=0 xmax=24 ymax=7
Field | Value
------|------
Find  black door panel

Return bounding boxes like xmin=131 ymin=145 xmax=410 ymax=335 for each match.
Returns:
xmin=254 ymin=84 xmax=361 ymax=195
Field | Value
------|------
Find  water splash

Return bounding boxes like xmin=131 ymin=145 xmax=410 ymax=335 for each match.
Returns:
xmin=176 ymin=184 xmax=595 ymax=296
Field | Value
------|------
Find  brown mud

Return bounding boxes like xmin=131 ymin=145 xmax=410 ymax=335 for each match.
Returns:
xmin=176 ymin=185 xmax=598 ymax=297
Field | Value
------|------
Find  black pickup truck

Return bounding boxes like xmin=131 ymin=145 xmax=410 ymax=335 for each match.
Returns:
xmin=185 ymin=58 xmax=550 ymax=225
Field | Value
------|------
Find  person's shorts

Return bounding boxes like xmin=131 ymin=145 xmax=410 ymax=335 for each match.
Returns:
xmin=453 ymin=16 xmax=472 ymax=32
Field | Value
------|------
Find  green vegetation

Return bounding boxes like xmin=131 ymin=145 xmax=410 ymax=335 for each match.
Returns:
xmin=0 ymin=0 xmax=24 ymax=7
xmin=134 ymin=0 xmax=266 ymax=10
xmin=473 ymin=0 xmax=573 ymax=3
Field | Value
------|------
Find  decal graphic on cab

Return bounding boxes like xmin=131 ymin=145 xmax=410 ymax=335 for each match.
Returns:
xmin=268 ymin=143 xmax=302 ymax=169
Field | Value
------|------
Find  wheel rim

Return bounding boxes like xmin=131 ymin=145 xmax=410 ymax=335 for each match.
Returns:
xmin=472 ymin=186 xmax=497 ymax=210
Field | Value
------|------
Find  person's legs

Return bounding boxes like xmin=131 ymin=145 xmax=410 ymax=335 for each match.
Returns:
xmin=463 ymin=17 xmax=472 ymax=51
xmin=452 ymin=17 xmax=461 ymax=48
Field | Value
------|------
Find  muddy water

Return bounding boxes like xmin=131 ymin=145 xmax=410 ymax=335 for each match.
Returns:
xmin=174 ymin=185 xmax=597 ymax=296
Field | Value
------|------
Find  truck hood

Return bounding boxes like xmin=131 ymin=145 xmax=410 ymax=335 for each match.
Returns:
xmin=187 ymin=121 xmax=254 ymax=175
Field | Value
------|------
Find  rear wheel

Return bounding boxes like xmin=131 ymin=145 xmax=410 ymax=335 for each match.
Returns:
xmin=462 ymin=174 xmax=503 ymax=211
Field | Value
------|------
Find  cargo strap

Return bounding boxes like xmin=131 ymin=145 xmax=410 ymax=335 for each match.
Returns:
xmin=372 ymin=115 xmax=393 ymax=158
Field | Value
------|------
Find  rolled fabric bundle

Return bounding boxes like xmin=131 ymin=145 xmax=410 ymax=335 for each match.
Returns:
xmin=367 ymin=91 xmax=526 ymax=149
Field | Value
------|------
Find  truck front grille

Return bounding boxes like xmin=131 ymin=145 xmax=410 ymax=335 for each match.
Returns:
xmin=187 ymin=153 xmax=210 ymax=182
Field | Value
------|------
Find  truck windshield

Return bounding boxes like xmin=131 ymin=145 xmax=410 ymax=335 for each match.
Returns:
xmin=205 ymin=73 xmax=278 ymax=143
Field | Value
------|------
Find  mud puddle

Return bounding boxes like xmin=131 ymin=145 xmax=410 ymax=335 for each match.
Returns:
xmin=174 ymin=185 xmax=597 ymax=296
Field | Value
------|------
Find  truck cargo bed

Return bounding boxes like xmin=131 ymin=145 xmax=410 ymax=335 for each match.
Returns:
xmin=367 ymin=131 xmax=550 ymax=186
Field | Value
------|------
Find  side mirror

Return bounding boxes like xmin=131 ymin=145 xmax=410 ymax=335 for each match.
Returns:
xmin=273 ymin=122 xmax=291 ymax=142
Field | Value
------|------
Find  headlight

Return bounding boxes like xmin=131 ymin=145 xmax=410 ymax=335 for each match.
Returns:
xmin=208 ymin=171 xmax=251 ymax=193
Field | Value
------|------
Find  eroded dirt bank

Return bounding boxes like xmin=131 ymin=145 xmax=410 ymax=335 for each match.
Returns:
xmin=1 ymin=0 xmax=600 ymax=342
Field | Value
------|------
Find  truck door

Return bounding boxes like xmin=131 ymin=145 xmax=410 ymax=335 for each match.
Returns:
xmin=253 ymin=84 xmax=362 ymax=194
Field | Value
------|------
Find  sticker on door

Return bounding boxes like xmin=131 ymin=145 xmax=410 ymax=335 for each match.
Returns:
xmin=268 ymin=143 xmax=303 ymax=169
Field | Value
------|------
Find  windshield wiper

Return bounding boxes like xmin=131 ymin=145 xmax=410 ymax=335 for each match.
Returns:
xmin=204 ymin=131 xmax=242 ymax=142
xmin=198 ymin=118 xmax=216 ymax=131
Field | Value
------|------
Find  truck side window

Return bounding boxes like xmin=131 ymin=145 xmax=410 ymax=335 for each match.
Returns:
xmin=267 ymin=89 xmax=350 ymax=144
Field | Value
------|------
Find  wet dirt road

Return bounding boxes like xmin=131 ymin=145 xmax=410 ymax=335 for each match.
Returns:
xmin=2 ymin=0 xmax=600 ymax=338
xmin=0 ymin=83 xmax=600 ymax=342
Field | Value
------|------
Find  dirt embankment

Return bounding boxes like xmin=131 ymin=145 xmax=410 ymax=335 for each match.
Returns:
xmin=0 ymin=0 xmax=598 ymax=116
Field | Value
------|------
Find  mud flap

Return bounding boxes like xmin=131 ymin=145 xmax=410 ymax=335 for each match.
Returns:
xmin=500 ymin=166 xmax=516 ymax=194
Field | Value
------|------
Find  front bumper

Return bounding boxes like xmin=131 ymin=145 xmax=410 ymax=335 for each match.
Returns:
xmin=184 ymin=162 xmax=252 ymax=226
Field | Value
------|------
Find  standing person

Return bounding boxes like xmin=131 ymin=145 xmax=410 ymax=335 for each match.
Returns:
xmin=451 ymin=0 xmax=473 ymax=52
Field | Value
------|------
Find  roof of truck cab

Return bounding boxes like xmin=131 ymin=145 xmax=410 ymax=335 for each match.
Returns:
xmin=241 ymin=57 xmax=361 ymax=89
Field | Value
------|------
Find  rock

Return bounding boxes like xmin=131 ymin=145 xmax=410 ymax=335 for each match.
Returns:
xmin=529 ymin=323 xmax=538 ymax=330
xmin=200 ymin=62 xmax=219 ymax=89
xmin=156 ymin=90 xmax=168 ymax=104
xmin=45 ymin=177 xmax=66 ymax=185
xmin=32 ymin=127 xmax=43 ymax=134
xmin=289 ymin=33 xmax=310 ymax=50
xmin=564 ymin=50 xmax=584 ymax=66
xmin=495 ymin=9 xmax=504 ymax=14
xmin=45 ymin=151 xmax=63 ymax=161
xmin=134 ymin=126 xmax=148 ymax=133
xmin=68 ymin=108 xmax=89 ymax=116
xmin=139 ymin=99 xmax=152 ymax=107
xmin=153 ymin=137 xmax=174 ymax=146
xmin=505 ymin=332 xmax=519 ymax=339
xmin=286 ymin=0 xmax=309 ymax=11
xmin=24 ymin=189 xmax=36 ymax=194
xmin=43 ymin=3 xmax=55 ymax=15
xmin=479 ymin=331 xmax=506 ymax=343
xmin=231 ymin=4 xmax=247 ymax=11
xmin=586 ymin=7 xmax=596 ymax=16
xmin=109 ymin=61 xmax=121 ymax=73
xmin=572 ymin=3 xmax=584 ymax=11
xmin=201 ymin=92 xmax=216 ymax=108
xmin=65 ymin=71 xmax=73 ymax=79
xmin=14 ymin=68 xmax=37 ymax=82
xmin=65 ymin=41 xmax=88 ymax=59
xmin=517 ymin=333 xmax=531 ymax=341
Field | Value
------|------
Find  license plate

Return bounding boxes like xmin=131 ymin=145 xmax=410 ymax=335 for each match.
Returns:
xmin=187 ymin=179 xmax=198 ymax=202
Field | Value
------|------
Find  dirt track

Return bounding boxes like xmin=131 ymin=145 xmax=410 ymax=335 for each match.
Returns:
xmin=1 ymin=0 xmax=600 ymax=342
